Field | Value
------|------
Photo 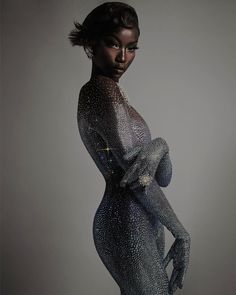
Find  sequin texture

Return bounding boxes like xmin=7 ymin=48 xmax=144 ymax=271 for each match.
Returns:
xmin=77 ymin=74 xmax=190 ymax=295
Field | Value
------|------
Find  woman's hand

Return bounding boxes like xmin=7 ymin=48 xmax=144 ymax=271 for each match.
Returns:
xmin=120 ymin=137 xmax=169 ymax=188
xmin=163 ymin=235 xmax=191 ymax=294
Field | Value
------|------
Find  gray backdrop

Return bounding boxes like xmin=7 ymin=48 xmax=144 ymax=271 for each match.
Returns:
xmin=0 ymin=0 xmax=2 ymax=292
xmin=1 ymin=0 xmax=236 ymax=294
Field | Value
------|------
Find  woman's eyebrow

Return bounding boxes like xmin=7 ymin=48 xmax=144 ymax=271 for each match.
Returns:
xmin=127 ymin=40 xmax=139 ymax=45
xmin=106 ymin=34 xmax=138 ymax=45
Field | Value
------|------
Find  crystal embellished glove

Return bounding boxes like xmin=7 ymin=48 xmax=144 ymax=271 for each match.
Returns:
xmin=163 ymin=234 xmax=191 ymax=294
xmin=120 ymin=137 xmax=169 ymax=188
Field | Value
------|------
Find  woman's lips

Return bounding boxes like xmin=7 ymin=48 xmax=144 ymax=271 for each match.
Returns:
xmin=113 ymin=67 xmax=125 ymax=74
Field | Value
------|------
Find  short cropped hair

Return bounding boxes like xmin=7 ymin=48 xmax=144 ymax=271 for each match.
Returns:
xmin=68 ymin=1 xmax=140 ymax=58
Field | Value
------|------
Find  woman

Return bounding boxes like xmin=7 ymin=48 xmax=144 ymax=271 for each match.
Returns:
xmin=69 ymin=2 xmax=190 ymax=295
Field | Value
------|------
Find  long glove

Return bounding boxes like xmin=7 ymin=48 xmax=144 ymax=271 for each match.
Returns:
xmin=163 ymin=237 xmax=191 ymax=294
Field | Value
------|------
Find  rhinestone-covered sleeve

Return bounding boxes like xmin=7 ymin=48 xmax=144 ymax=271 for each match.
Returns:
xmin=116 ymin=81 xmax=172 ymax=188
xmin=85 ymin=75 xmax=140 ymax=172
xmin=155 ymin=152 xmax=172 ymax=187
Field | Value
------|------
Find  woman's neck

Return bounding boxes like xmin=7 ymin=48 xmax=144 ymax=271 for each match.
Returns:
xmin=91 ymin=62 xmax=102 ymax=78
xmin=90 ymin=62 xmax=119 ymax=83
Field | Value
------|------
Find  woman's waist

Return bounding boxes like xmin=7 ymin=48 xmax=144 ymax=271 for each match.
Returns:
xmin=93 ymin=196 xmax=155 ymax=234
xmin=104 ymin=172 xmax=125 ymax=186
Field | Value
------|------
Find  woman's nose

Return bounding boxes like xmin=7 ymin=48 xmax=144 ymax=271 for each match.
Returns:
xmin=116 ymin=48 xmax=126 ymax=63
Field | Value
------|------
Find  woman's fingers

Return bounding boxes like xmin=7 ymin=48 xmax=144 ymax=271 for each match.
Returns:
xmin=170 ymin=279 xmax=179 ymax=295
xmin=163 ymin=239 xmax=177 ymax=268
xmin=140 ymin=161 xmax=158 ymax=180
xmin=163 ymin=248 xmax=173 ymax=269
xmin=169 ymin=268 xmax=179 ymax=294
xmin=172 ymin=268 xmax=184 ymax=293
xmin=171 ymin=257 xmax=186 ymax=291
xmin=120 ymin=144 xmax=162 ymax=188
xmin=120 ymin=162 xmax=139 ymax=187
xmin=165 ymin=238 xmax=189 ymax=293
xmin=178 ymin=267 xmax=185 ymax=288
xmin=123 ymin=146 xmax=142 ymax=161
xmin=120 ymin=157 xmax=148 ymax=187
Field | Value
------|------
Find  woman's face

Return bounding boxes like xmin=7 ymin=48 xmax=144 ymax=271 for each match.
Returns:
xmin=92 ymin=27 xmax=139 ymax=82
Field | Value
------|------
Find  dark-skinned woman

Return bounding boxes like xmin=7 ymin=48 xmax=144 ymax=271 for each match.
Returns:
xmin=69 ymin=2 xmax=190 ymax=294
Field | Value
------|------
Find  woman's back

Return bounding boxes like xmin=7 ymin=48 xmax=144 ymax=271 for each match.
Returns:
xmin=77 ymin=75 xmax=151 ymax=182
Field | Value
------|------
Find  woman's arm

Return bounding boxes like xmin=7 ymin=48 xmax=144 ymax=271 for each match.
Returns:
xmin=126 ymin=152 xmax=190 ymax=294
xmin=85 ymin=75 xmax=188 ymax=236
xmin=155 ymin=152 xmax=172 ymax=187
xmin=119 ymin=132 xmax=190 ymax=295
xmin=82 ymin=75 xmax=144 ymax=171
xmin=119 ymin=138 xmax=187 ymax=238
xmin=121 ymin=142 xmax=173 ymax=187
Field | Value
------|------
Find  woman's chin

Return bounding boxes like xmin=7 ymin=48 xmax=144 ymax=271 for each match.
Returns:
xmin=113 ymin=77 xmax=119 ymax=82
xmin=97 ymin=70 xmax=123 ymax=82
xmin=106 ymin=74 xmax=120 ymax=83
xmin=110 ymin=72 xmax=124 ymax=82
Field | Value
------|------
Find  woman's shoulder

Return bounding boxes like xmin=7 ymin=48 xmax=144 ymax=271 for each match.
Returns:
xmin=89 ymin=74 xmax=118 ymax=88
xmin=78 ymin=75 xmax=119 ymax=114
xmin=81 ymin=75 xmax=122 ymax=101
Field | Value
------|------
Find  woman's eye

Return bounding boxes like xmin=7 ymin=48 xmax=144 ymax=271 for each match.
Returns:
xmin=111 ymin=43 xmax=120 ymax=49
xmin=104 ymin=40 xmax=119 ymax=49
xmin=127 ymin=46 xmax=139 ymax=52
xmin=104 ymin=39 xmax=139 ymax=52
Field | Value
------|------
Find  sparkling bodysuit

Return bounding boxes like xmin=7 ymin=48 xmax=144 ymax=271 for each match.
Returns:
xmin=77 ymin=75 xmax=188 ymax=295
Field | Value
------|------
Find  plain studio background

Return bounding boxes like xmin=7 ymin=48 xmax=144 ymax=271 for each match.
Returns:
xmin=1 ymin=0 xmax=236 ymax=294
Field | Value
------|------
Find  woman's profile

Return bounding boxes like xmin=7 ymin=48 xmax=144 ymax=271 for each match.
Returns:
xmin=69 ymin=2 xmax=190 ymax=294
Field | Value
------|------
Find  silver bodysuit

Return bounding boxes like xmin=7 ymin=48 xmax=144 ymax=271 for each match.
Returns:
xmin=77 ymin=74 xmax=190 ymax=295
